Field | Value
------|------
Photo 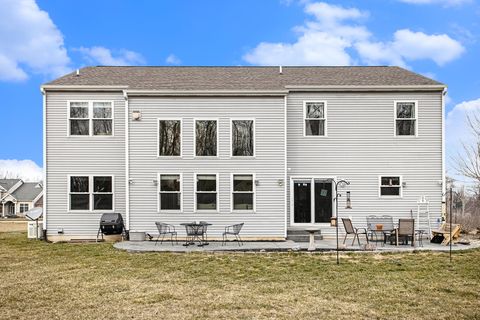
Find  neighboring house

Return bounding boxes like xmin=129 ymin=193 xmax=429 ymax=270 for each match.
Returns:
xmin=0 ymin=179 xmax=43 ymax=217
xmin=41 ymin=66 xmax=445 ymax=241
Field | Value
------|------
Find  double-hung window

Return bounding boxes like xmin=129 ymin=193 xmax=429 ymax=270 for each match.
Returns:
xmin=196 ymin=174 xmax=217 ymax=211
xmin=304 ymin=101 xmax=326 ymax=136
xmin=232 ymin=120 xmax=254 ymax=156
xmin=195 ymin=120 xmax=217 ymax=156
xmin=379 ymin=176 xmax=402 ymax=197
xmin=69 ymin=176 xmax=113 ymax=211
xmin=395 ymin=101 xmax=417 ymax=136
xmin=158 ymin=174 xmax=182 ymax=211
xmin=69 ymin=101 xmax=113 ymax=136
xmin=232 ymin=174 xmax=255 ymax=211
xmin=158 ymin=119 xmax=181 ymax=156
xmin=19 ymin=204 xmax=29 ymax=213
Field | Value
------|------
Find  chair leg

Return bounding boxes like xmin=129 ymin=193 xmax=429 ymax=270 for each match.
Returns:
xmin=365 ymin=233 xmax=369 ymax=244
xmin=352 ymin=234 xmax=357 ymax=246
xmin=238 ymin=234 xmax=243 ymax=246
xmin=343 ymin=233 xmax=348 ymax=245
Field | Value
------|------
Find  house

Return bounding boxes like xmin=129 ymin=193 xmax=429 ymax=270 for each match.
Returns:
xmin=41 ymin=66 xmax=445 ymax=241
xmin=1 ymin=179 xmax=43 ymax=217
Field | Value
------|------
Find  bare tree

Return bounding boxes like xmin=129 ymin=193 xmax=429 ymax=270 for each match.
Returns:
xmin=455 ymin=110 xmax=480 ymax=184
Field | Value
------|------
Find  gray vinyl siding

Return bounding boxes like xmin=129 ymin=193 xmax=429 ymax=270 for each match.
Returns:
xmin=286 ymin=91 xmax=443 ymax=236
xmin=45 ymin=91 xmax=126 ymax=237
xmin=128 ymin=97 xmax=286 ymax=238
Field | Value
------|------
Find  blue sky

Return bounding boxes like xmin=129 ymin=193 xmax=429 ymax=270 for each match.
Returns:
xmin=0 ymin=0 xmax=479 ymax=181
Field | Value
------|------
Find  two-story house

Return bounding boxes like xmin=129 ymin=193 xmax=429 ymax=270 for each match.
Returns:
xmin=41 ymin=66 xmax=445 ymax=241
xmin=1 ymin=179 xmax=43 ymax=217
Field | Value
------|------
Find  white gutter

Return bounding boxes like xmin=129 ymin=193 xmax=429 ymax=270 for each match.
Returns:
xmin=442 ymin=88 xmax=447 ymax=198
xmin=283 ymin=95 xmax=288 ymax=239
xmin=123 ymin=90 xmax=130 ymax=231
xmin=285 ymin=85 xmax=446 ymax=92
xmin=41 ymin=87 xmax=47 ymax=231
xmin=41 ymin=85 xmax=129 ymax=92
xmin=125 ymin=90 xmax=289 ymax=96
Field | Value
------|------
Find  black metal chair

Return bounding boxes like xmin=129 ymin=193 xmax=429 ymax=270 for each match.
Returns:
xmin=222 ymin=223 xmax=244 ymax=246
xmin=342 ymin=218 xmax=369 ymax=246
xmin=154 ymin=222 xmax=178 ymax=245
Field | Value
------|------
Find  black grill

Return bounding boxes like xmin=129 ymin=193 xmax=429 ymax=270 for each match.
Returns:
xmin=99 ymin=213 xmax=124 ymax=235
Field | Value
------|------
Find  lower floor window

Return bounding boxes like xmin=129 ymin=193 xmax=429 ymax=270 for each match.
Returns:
xmin=232 ymin=174 xmax=254 ymax=210
xmin=69 ymin=176 xmax=113 ymax=211
xmin=379 ymin=176 xmax=402 ymax=197
xmin=159 ymin=174 xmax=182 ymax=211
xmin=19 ymin=203 xmax=29 ymax=213
xmin=196 ymin=174 xmax=217 ymax=211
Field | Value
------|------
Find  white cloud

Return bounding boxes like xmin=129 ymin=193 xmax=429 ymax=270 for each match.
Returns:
xmin=356 ymin=29 xmax=465 ymax=67
xmin=0 ymin=159 xmax=43 ymax=182
xmin=166 ymin=54 xmax=181 ymax=65
xmin=446 ymin=98 xmax=480 ymax=183
xmin=398 ymin=0 xmax=472 ymax=6
xmin=0 ymin=0 xmax=70 ymax=81
xmin=243 ymin=2 xmax=464 ymax=67
xmin=76 ymin=46 xmax=145 ymax=66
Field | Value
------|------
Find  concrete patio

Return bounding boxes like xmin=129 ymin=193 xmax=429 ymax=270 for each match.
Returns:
xmin=114 ymin=237 xmax=480 ymax=253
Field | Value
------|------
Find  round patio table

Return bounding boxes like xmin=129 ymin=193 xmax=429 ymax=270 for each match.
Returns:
xmin=305 ymin=227 xmax=321 ymax=251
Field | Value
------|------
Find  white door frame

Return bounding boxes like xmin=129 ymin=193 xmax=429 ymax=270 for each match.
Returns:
xmin=289 ymin=176 xmax=336 ymax=226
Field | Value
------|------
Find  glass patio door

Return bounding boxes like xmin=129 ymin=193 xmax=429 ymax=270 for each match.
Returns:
xmin=293 ymin=178 xmax=333 ymax=224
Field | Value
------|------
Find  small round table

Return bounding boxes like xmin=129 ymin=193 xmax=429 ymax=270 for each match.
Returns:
xmin=305 ymin=227 xmax=321 ymax=251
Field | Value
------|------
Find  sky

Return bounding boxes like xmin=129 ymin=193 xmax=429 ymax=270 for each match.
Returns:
xmin=0 ymin=0 xmax=479 ymax=183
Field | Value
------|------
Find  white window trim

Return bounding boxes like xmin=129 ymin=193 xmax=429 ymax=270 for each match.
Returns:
xmin=378 ymin=175 xmax=403 ymax=198
xmin=194 ymin=118 xmax=219 ymax=158
xmin=67 ymin=100 xmax=114 ymax=137
xmin=230 ymin=173 xmax=256 ymax=213
xmin=194 ymin=173 xmax=219 ymax=213
xmin=19 ymin=203 xmax=29 ymax=213
xmin=394 ymin=101 xmax=418 ymax=137
xmin=157 ymin=118 xmax=183 ymax=158
xmin=67 ymin=175 xmax=115 ymax=212
xmin=303 ymin=101 xmax=328 ymax=137
xmin=157 ymin=173 xmax=183 ymax=213
xmin=230 ymin=118 xmax=256 ymax=157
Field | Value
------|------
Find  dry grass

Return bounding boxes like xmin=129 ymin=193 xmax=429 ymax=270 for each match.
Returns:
xmin=1 ymin=233 xmax=479 ymax=320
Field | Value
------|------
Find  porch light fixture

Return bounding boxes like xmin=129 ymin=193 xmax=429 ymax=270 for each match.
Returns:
xmin=132 ymin=110 xmax=142 ymax=120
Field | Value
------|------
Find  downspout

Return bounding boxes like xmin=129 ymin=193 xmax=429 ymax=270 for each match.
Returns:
xmin=41 ymin=87 xmax=48 ymax=241
xmin=123 ymin=90 xmax=130 ymax=232
xmin=284 ymin=95 xmax=288 ymax=239
xmin=441 ymin=88 xmax=447 ymax=220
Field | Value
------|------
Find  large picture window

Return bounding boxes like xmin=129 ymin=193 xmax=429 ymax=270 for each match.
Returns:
xmin=158 ymin=174 xmax=182 ymax=211
xmin=232 ymin=120 xmax=254 ymax=156
xmin=379 ymin=176 xmax=402 ymax=197
xmin=232 ymin=174 xmax=254 ymax=211
xmin=196 ymin=174 xmax=217 ymax=211
xmin=304 ymin=102 xmax=326 ymax=136
xmin=195 ymin=120 xmax=217 ymax=156
xmin=158 ymin=120 xmax=181 ymax=156
xmin=69 ymin=176 xmax=113 ymax=211
xmin=69 ymin=101 xmax=113 ymax=136
xmin=395 ymin=102 xmax=417 ymax=136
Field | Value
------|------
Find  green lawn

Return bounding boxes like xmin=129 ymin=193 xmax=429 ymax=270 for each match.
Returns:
xmin=0 ymin=233 xmax=479 ymax=320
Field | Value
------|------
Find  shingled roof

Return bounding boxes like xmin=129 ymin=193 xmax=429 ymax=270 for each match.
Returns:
xmin=11 ymin=183 xmax=42 ymax=201
xmin=44 ymin=66 xmax=444 ymax=91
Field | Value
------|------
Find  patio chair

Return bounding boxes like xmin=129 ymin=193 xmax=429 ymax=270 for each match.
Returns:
xmin=342 ymin=218 xmax=369 ymax=246
xmin=222 ymin=223 xmax=244 ymax=246
xmin=154 ymin=222 xmax=178 ymax=245
xmin=392 ymin=219 xmax=415 ymax=246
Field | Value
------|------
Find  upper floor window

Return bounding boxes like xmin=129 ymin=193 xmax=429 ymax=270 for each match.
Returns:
xmin=379 ymin=176 xmax=402 ymax=197
xmin=304 ymin=102 xmax=326 ymax=136
xmin=158 ymin=119 xmax=181 ymax=156
xmin=69 ymin=101 xmax=113 ymax=136
xmin=69 ymin=175 xmax=113 ymax=211
xmin=232 ymin=120 xmax=254 ymax=156
xmin=195 ymin=120 xmax=217 ymax=156
xmin=395 ymin=102 xmax=417 ymax=136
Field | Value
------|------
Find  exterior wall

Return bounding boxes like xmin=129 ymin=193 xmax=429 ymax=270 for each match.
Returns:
xmin=45 ymin=91 xmax=126 ymax=239
xmin=287 ymin=91 xmax=443 ymax=236
xmin=128 ymin=96 xmax=286 ymax=239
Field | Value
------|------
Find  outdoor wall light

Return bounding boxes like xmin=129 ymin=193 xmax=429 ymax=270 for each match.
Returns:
xmin=132 ymin=110 xmax=142 ymax=120
xmin=255 ymin=180 xmax=260 ymax=186
xmin=402 ymin=182 xmax=407 ymax=188
xmin=277 ymin=179 xmax=284 ymax=186
xmin=153 ymin=179 xmax=158 ymax=186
